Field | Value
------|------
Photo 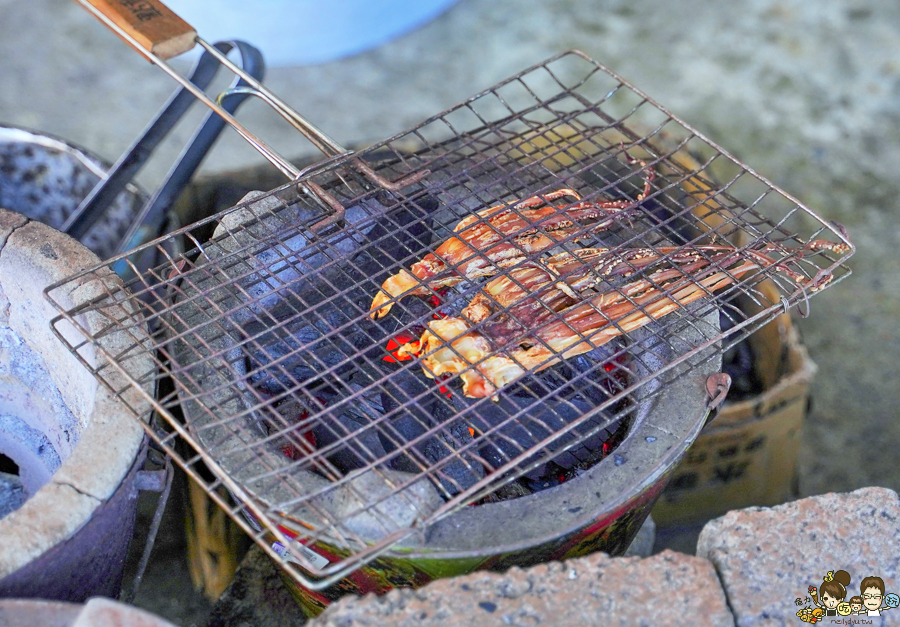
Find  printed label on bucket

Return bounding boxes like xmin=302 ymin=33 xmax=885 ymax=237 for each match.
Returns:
xmin=272 ymin=540 xmax=330 ymax=571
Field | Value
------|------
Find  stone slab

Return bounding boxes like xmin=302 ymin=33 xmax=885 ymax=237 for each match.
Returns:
xmin=697 ymin=487 xmax=900 ymax=626
xmin=0 ymin=599 xmax=81 ymax=627
xmin=310 ymin=550 xmax=734 ymax=627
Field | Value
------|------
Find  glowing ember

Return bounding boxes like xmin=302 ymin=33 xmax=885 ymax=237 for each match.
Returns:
xmin=279 ymin=409 xmax=316 ymax=461
xmin=429 ymin=292 xmax=448 ymax=319
xmin=383 ymin=333 xmax=419 ymax=362
xmin=382 ymin=290 xmax=453 ymax=398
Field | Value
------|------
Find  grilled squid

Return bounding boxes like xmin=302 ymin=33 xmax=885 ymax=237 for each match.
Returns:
xmin=396 ymin=239 xmax=849 ymax=398
xmin=369 ymin=159 xmax=654 ymax=319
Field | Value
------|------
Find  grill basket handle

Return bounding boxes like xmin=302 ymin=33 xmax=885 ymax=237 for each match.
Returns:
xmin=74 ymin=0 xmax=428 ymax=220
xmin=78 ymin=0 xmax=196 ymax=59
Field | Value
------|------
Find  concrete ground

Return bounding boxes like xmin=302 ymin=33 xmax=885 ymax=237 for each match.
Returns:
xmin=1 ymin=0 xmax=898 ymax=624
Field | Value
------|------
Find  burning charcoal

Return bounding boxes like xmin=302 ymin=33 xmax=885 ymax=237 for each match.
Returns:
xmin=463 ymin=393 xmax=600 ymax=479
xmin=260 ymin=365 xmax=394 ymax=474
xmin=522 ymin=468 xmax=566 ymax=492
xmin=379 ymin=369 xmax=484 ymax=497
xmin=240 ymin=192 xmax=443 ymax=388
xmin=244 ymin=330 xmax=330 ymax=396
xmin=370 ymin=294 xmax=435 ymax=346
xmin=308 ymin=385 xmax=388 ymax=473
xmin=243 ymin=301 xmax=381 ymax=398
xmin=0 ymin=470 xmax=25 ymax=519
xmin=376 ymin=267 xmax=630 ymax=488
xmin=384 ymin=414 xmax=483 ymax=498
xmin=454 ymin=346 xmax=626 ymax=481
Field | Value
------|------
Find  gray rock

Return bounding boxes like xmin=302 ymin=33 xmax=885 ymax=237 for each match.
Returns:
xmin=310 ymin=550 xmax=734 ymax=627
xmin=697 ymin=487 xmax=900 ymax=626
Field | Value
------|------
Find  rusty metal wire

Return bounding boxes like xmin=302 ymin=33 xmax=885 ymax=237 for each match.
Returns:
xmin=43 ymin=50 xmax=853 ymax=589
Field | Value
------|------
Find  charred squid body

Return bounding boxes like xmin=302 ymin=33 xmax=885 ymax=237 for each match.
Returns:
xmin=369 ymin=160 xmax=654 ymax=319
xmin=398 ymin=239 xmax=849 ymax=398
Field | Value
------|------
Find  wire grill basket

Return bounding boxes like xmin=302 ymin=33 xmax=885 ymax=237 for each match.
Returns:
xmin=45 ymin=49 xmax=852 ymax=589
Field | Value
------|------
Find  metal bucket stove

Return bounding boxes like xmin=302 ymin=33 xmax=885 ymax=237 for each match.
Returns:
xmin=166 ymin=183 xmax=723 ymax=613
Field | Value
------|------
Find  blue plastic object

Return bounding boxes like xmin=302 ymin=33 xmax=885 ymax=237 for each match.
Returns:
xmin=165 ymin=0 xmax=460 ymax=66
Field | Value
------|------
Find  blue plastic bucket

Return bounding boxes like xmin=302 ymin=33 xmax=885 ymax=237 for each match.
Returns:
xmin=165 ymin=0 xmax=460 ymax=66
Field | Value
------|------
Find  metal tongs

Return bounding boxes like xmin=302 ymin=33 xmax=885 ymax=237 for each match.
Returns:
xmin=60 ymin=38 xmax=264 ymax=279
xmin=73 ymin=0 xmax=427 ymax=240
xmin=64 ymin=41 xmax=264 ymax=248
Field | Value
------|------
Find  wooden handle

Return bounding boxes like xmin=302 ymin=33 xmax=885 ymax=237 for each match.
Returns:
xmin=78 ymin=0 xmax=197 ymax=60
